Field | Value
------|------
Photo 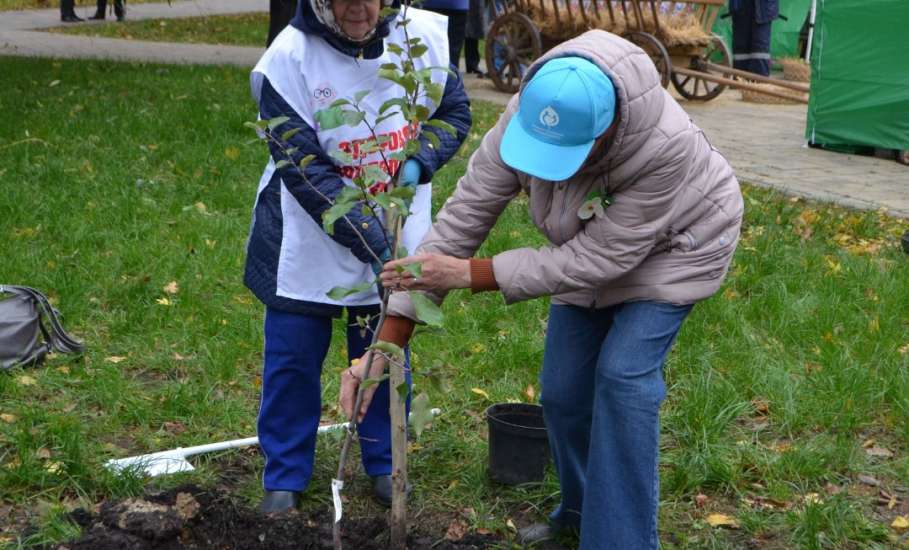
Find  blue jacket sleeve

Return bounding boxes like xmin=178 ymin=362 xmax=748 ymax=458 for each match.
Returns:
xmin=258 ymin=76 xmax=389 ymax=264
xmin=409 ymin=65 xmax=472 ymax=184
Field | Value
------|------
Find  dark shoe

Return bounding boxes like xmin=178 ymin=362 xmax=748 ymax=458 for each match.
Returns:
xmin=116 ymin=13 xmax=125 ymax=21
xmin=371 ymin=475 xmax=412 ymax=507
xmin=88 ymin=12 xmax=105 ymax=20
xmin=259 ymin=490 xmax=299 ymax=513
xmin=61 ymin=14 xmax=84 ymax=22
xmin=518 ymin=523 xmax=555 ymax=545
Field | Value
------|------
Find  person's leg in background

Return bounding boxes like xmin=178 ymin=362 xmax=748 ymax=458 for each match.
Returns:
xmin=257 ymin=308 xmax=333 ymax=509
xmin=579 ymin=301 xmax=692 ymax=550
xmin=750 ymin=17 xmax=772 ymax=76
xmin=731 ymin=0 xmax=755 ymax=73
xmin=464 ymin=37 xmax=482 ymax=75
xmin=446 ymin=10 xmax=468 ymax=73
xmin=90 ymin=0 xmax=106 ymax=20
xmin=346 ymin=306 xmax=412 ymax=505
xmin=60 ymin=0 xmax=83 ymax=22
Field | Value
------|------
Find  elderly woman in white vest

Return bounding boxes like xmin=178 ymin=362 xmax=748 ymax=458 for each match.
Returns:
xmin=342 ymin=30 xmax=742 ymax=549
xmin=245 ymin=0 xmax=471 ymax=513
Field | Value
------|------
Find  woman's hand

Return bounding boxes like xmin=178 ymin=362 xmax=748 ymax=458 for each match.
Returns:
xmin=379 ymin=253 xmax=471 ymax=292
xmin=340 ymin=351 xmax=388 ymax=423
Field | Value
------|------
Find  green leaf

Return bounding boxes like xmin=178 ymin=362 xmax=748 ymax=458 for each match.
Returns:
xmin=329 ymin=149 xmax=353 ymax=164
xmin=409 ymin=292 xmax=443 ymax=327
xmin=267 ymin=116 xmax=290 ymax=131
xmin=321 ymin=202 xmax=354 ymax=235
xmin=402 ymin=262 xmax=422 ymax=278
xmin=337 ymin=185 xmax=363 ymax=204
xmin=285 ymin=147 xmax=298 ymax=156
xmin=380 ymin=62 xmax=398 ymax=70
xmin=369 ymin=341 xmax=405 ymax=361
xmin=396 ymin=18 xmax=411 ymax=28
xmin=281 ymin=127 xmax=301 ymax=141
xmin=372 ymin=192 xmax=408 ymax=215
xmin=329 ymin=98 xmax=351 ymax=108
xmin=343 ymin=110 xmax=366 ymax=127
xmin=379 ymin=97 xmax=409 ymax=115
xmin=424 ymin=82 xmax=443 ymax=106
xmin=244 ymin=120 xmax=267 ymax=133
xmin=353 ymin=89 xmax=370 ymax=104
xmin=425 ymin=119 xmax=457 ymax=137
xmin=379 ymin=6 xmax=399 ymax=17
xmin=275 ymin=159 xmax=291 ymax=170
xmin=326 ymin=280 xmax=374 ymax=300
xmin=361 ymin=373 xmax=390 ymax=390
xmin=299 ymin=154 xmax=316 ymax=170
xmin=410 ymin=392 xmax=433 ymax=438
xmin=361 ymin=204 xmax=373 ymax=217
xmin=424 ymin=131 xmax=440 ymax=150
xmin=386 ymin=43 xmax=405 ymax=56
xmin=389 ymin=185 xmax=415 ymax=201
xmin=388 ymin=151 xmax=407 ymax=162
xmin=409 ymin=44 xmax=428 ymax=58
xmin=314 ymin=106 xmax=347 ymax=130
xmin=375 ymin=113 xmax=398 ymax=127
xmin=395 ymin=245 xmax=409 ymax=259
xmin=395 ymin=382 xmax=409 ymax=402
xmin=404 ymin=140 xmax=422 ymax=156
xmin=413 ymin=104 xmax=431 ymax=122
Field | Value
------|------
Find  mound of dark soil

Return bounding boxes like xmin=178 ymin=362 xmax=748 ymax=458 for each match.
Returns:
xmin=52 ymin=485 xmax=499 ymax=550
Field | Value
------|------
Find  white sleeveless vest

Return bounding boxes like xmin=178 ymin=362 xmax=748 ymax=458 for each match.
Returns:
xmin=250 ymin=8 xmax=449 ymax=306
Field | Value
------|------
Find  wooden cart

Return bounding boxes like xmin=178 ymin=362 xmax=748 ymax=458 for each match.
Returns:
xmin=484 ymin=0 xmax=809 ymax=103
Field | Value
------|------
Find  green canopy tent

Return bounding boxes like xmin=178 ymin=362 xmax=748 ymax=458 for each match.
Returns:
xmin=805 ymin=0 xmax=909 ymax=152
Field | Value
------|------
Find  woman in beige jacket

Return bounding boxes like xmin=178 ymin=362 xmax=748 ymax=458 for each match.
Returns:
xmin=342 ymin=30 xmax=743 ymax=549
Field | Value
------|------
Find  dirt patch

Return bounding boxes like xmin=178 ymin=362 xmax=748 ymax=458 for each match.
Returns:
xmin=49 ymin=485 xmax=501 ymax=550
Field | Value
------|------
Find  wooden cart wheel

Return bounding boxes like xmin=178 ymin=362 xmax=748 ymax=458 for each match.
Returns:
xmin=485 ymin=12 xmax=542 ymax=94
xmin=671 ymin=35 xmax=732 ymax=101
xmin=622 ymin=31 xmax=671 ymax=88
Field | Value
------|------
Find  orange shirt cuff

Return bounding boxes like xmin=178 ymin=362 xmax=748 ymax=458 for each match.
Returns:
xmin=377 ymin=315 xmax=415 ymax=347
xmin=470 ymin=258 xmax=499 ymax=293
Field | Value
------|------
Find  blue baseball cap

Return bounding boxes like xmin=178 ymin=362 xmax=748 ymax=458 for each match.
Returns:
xmin=500 ymin=56 xmax=616 ymax=181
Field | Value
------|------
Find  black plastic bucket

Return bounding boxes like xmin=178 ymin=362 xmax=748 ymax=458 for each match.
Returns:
xmin=485 ymin=403 xmax=550 ymax=485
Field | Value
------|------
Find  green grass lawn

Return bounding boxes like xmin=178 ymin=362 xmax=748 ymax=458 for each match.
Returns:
xmin=46 ymin=13 xmax=269 ymax=47
xmin=1 ymin=55 xmax=908 ymax=549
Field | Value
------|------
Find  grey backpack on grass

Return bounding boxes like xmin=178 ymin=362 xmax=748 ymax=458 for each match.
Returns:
xmin=0 ymin=285 xmax=85 ymax=370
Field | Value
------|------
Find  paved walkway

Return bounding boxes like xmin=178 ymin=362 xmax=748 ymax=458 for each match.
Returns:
xmin=2 ymin=0 xmax=907 ymax=217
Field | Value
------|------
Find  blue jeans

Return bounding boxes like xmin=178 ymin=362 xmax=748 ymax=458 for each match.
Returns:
xmin=258 ymin=306 xmax=411 ymax=491
xmin=541 ymin=301 xmax=692 ymax=549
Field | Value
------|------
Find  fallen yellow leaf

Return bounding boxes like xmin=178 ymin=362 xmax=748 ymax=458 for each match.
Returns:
xmin=194 ymin=202 xmax=207 ymax=214
xmin=105 ymin=355 xmax=126 ymax=364
xmin=0 ymin=414 xmax=17 ymax=423
xmin=892 ymin=516 xmax=909 ymax=531
xmin=470 ymin=343 xmax=486 ymax=354
xmin=162 ymin=281 xmax=179 ymax=295
xmin=156 ymin=297 xmax=172 ymax=306
xmin=224 ymin=146 xmax=240 ymax=160
xmin=56 ymin=366 xmax=69 ymax=375
xmin=524 ymin=384 xmax=536 ymax=402
xmin=705 ymin=513 xmax=739 ymax=528
xmin=505 ymin=518 xmax=516 ymax=532
xmin=471 ymin=388 xmax=490 ymax=400
xmin=16 ymin=375 xmax=37 ymax=386
xmin=723 ymin=287 xmax=739 ymax=300
xmin=44 ymin=461 xmax=64 ymax=474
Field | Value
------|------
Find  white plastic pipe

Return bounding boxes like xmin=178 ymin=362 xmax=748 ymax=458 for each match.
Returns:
xmin=105 ymin=409 xmax=441 ymax=477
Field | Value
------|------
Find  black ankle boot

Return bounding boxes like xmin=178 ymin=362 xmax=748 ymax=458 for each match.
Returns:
xmin=88 ymin=12 xmax=105 ymax=20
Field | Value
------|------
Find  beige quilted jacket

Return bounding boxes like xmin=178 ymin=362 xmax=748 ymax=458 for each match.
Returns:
xmin=388 ymin=30 xmax=743 ymax=320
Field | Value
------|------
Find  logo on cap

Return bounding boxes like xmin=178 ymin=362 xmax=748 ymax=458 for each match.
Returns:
xmin=539 ymin=106 xmax=560 ymax=128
